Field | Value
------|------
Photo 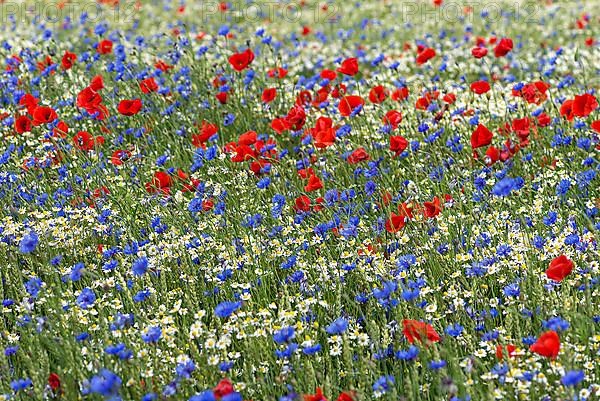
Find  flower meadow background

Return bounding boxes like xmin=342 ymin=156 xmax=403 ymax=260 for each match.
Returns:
xmin=1 ymin=0 xmax=600 ymax=400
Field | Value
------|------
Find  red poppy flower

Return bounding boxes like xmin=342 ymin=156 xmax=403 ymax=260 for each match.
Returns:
xmin=336 ymin=57 xmax=359 ymax=76
xmin=305 ymin=174 xmax=323 ymax=192
xmin=591 ymin=120 xmax=600 ymax=133
xmin=493 ymin=38 xmax=513 ymax=57
xmin=146 ymin=171 xmax=172 ymax=194
xmin=294 ymin=90 xmax=312 ymax=107
xmin=402 ymin=319 xmax=440 ymax=344
xmin=336 ymin=391 xmax=355 ymax=401
xmin=347 ymin=147 xmax=370 ymax=164
xmin=470 ymin=80 xmax=491 ymax=95
xmin=391 ymin=87 xmax=409 ymax=101
xmin=155 ymin=60 xmax=173 ymax=72
xmin=383 ymin=110 xmax=402 ymax=130
xmin=73 ymin=131 xmax=97 ymax=151
xmin=415 ymin=95 xmax=431 ymax=110
xmin=514 ymin=81 xmax=549 ymax=105
xmin=52 ymin=121 xmax=69 ymax=138
xmin=139 ymin=77 xmax=158 ymax=94
xmin=385 ymin=213 xmax=405 ymax=233
xmin=14 ymin=115 xmax=32 ymax=133
xmin=271 ymin=117 xmax=291 ymax=134
xmin=423 ymin=196 xmax=442 ymax=218
xmin=560 ymin=99 xmax=575 ymax=121
xmin=238 ymin=130 xmax=257 ymax=146
xmin=572 ymin=93 xmax=598 ymax=118
xmin=511 ymin=118 xmax=531 ymax=145
xmin=97 ymin=39 xmax=113 ymax=55
xmin=546 ymin=254 xmax=574 ymax=282
xmin=77 ymin=87 xmax=102 ymax=110
xmin=32 ymin=106 xmax=58 ymax=126
xmin=331 ymin=84 xmax=347 ymax=99
xmin=314 ymin=127 xmax=336 ymax=148
xmin=285 ymin=105 xmax=306 ymax=131
xmin=267 ymin=67 xmax=287 ymax=79
xmin=495 ymin=344 xmax=517 ymax=360
xmin=261 ymin=87 xmax=277 ymax=103
xmin=368 ymin=85 xmax=388 ymax=104
xmin=304 ymin=387 xmax=328 ymax=401
xmin=61 ymin=51 xmax=77 ymax=69
xmin=76 ymin=86 xmax=108 ymax=120
xmin=470 ymin=124 xmax=493 ymax=149
xmin=90 ymin=75 xmax=104 ymax=91
xmin=250 ymin=160 xmax=271 ymax=176
xmin=298 ymin=168 xmax=315 ymax=179
xmin=118 ymin=99 xmax=142 ymax=116
xmin=443 ymin=93 xmax=456 ymax=104
xmin=416 ymin=47 xmax=436 ymax=65
xmin=111 ymin=149 xmax=131 ymax=165
xmin=228 ymin=48 xmax=255 ymax=71
xmin=320 ymin=69 xmax=337 ymax=80
xmin=338 ymin=95 xmax=364 ymax=117
xmin=191 ymin=121 xmax=218 ymax=147
xmin=230 ymin=144 xmax=256 ymax=162
xmin=213 ymin=378 xmax=234 ymax=398
xmin=471 ymin=47 xmax=488 ymax=58
xmin=19 ymin=93 xmax=39 ymax=115
xmin=536 ymin=112 xmax=551 ymax=127
xmin=389 ymin=135 xmax=408 ymax=156
xmin=48 ymin=373 xmax=61 ymax=391
xmin=530 ymin=330 xmax=560 ymax=359
xmin=484 ymin=146 xmax=500 ymax=165
xmin=294 ymin=195 xmax=311 ymax=213
xmin=216 ymin=92 xmax=228 ymax=104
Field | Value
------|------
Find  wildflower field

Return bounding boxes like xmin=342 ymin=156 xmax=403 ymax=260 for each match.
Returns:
xmin=1 ymin=0 xmax=600 ymax=400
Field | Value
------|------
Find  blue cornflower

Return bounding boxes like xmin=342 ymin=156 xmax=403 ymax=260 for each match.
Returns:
xmin=555 ymin=179 xmax=571 ymax=197
xmin=76 ymin=288 xmax=96 ymax=309
xmin=503 ymin=283 xmax=520 ymax=298
xmin=302 ymin=344 xmax=322 ymax=355
xmin=83 ymin=369 xmax=121 ymax=398
xmin=326 ymin=317 xmax=348 ymax=335
xmin=25 ymin=277 xmax=43 ymax=298
xmin=222 ymin=393 xmax=243 ymax=401
xmin=132 ymin=257 xmax=149 ymax=276
xmin=543 ymin=316 xmax=570 ymax=332
xmin=491 ymin=177 xmax=518 ymax=197
xmin=175 ymin=359 xmax=196 ymax=379
xmin=561 ymin=370 xmax=584 ymax=387
xmin=445 ymin=323 xmax=464 ymax=337
xmin=19 ymin=230 xmax=39 ymax=253
xmin=189 ymin=391 xmax=216 ymax=401
xmin=429 ymin=360 xmax=447 ymax=369
xmin=142 ymin=326 xmax=162 ymax=343
xmin=273 ymin=327 xmax=295 ymax=344
xmin=10 ymin=378 xmax=32 ymax=392
xmin=215 ymin=301 xmax=242 ymax=318
xmin=373 ymin=375 xmax=394 ymax=393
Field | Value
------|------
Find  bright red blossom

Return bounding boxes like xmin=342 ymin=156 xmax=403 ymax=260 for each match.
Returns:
xmin=530 ymin=330 xmax=560 ymax=359
xmin=471 ymin=124 xmax=493 ymax=149
xmin=546 ymin=254 xmax=574 ymax=282
xmin=402 ymin=319 xmax=440 ymax=344
xmin=228 ymin=48 xmax=255 ymax=71
xmin=118 ymin=99 xmax=142 ymax=116
xmin=336 ymin=57 xmax=359 ymax=76
xmin=416 ymin=47 xmax=436 ymax=65
xmin=338 ymin=95 xmax=364 ymax=117
xmin=494 ymin=37 xmax=513 ymax=57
